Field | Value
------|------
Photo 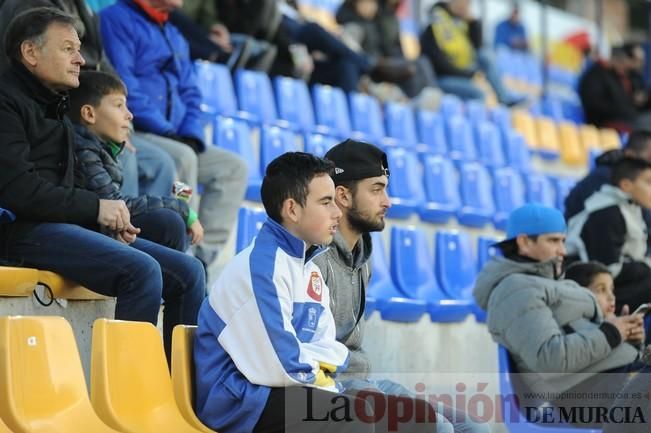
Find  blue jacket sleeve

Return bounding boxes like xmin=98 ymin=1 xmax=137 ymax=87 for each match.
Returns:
xmin=100 ymin=8 xmax=176 ymax=136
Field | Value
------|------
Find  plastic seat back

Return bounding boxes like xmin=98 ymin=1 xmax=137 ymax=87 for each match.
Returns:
xmin=492 ymin=167 xmax=525 ymax=231
xmin=390 ymin=226 xmax=442 ymax=301
xmin=465 ymin=100 xmax=487 ymax=124
xmin=558 ymin=121 xmax=586 ymax=166
xmin=553 ymin=177 xmax=576 ymax=213
xmin=235 ymin=69 xmax=277 ymax=124
xmin=534 ymin=117 xmax=561 ymax=157
xmin=274 ymin=76 xmax=315 ymax=132
xmin=457 ymin=162 xmax=495 ymax=227
xmin=312 ymin=84 xmax=351 ymax=137
xmin=474 ymin=121 xmax=505 ymax=167
xmin=260 ymin=125 xmax=298 ymax=173
xmin=304 ymin=133 xmax=338 ymax=156
xmin=525 ymin=173 xmax=555 ymax=208
xmin=194 ymin=61 xmax=237 ymax=118
xmin=511 ymin=109 xmax=537 ymax=148
xmin=579 ymin=125 xmax=601 ymax=151
xmin=477 ymin=236 xmax=501 ymax=272
xmin=420 ymin=154 xmax=460 ymax=223
xmin=439 ymin=94 xmax=464 ymax=119
xmin=349 ymin=92 xmax=385 ymax=141
xmin=236 ymin=207 xmax=267 ymax=253
xmin=0 ymin=267 xmax=38 ymax=296
xmin=171 ymin=326 xmax=213 ymax=433
xmin=367 ymin=232 xmax=398 ymax=300
xmin=416 ymin=110 xmax=447 ymax=154
xmin=435 ymin=230 xmax=476 ymax=301
xmin=0 ymin=316 xmax=120 ymax=433
xmin=91 ymin=319 xmax=202 ymax=433
xmin=445 ymin=116 xmax=477 ymax=161
xmin=385 ymin=147 xmax=425 ymax=218
xmin=504 ymin=131 xmax=531 ymax=171
xmin=384 ymin=102 xmax=418 ymax=147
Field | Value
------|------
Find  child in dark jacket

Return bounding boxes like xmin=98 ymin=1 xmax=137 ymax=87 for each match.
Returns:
xmin=69 ymin=70 xmax=204 ymax=251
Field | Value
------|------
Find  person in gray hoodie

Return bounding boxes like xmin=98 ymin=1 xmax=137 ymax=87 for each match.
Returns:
xmin=316 ymin=139 xmax=489 ymax=433
xmin=566 ymin=157 xmax=651 ymax=312
xmin=474 ymin=203 xmax=644 ymax=421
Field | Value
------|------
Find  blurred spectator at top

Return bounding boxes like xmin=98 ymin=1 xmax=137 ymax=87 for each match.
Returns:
xmin=419 ymin=0 xmax=525 ymax=106
xmin=578 ymin=45 xmax=651 ymax=133
xmin=336 ymin=0 xmax=437 ymax=100
xmin=622 ymin=42 xmax=651 ymax=111
xmin=0 ymin=0 xmax=113 ymax=74
xmin=494 ymin=1 xmax=528 ymax=52
xmin=172 ymin=0 xmax=277 ymax=72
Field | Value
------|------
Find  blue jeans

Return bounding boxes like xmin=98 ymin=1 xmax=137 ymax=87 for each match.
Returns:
xmin=131 ymin=207 xmax=189 ymax=252
xmin=1 ymin=221 xmax=205 ymax=356
xmin=130 ymin=134 xmax=177 ymax=197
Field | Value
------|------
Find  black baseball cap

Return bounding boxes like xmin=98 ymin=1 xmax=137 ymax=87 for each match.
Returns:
xmin=324 ymin=139 xmax=390 ymax=183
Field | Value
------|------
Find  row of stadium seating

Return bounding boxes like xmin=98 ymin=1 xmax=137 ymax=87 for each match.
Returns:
xmin=0 ymin=315 xmax=212 ymax=433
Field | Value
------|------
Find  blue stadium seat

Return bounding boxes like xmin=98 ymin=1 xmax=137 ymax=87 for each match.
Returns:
xmin=419 ymin=154 xmax=460 ymax=224
xmin=274 ymin=76 xmax=316 ymax=133
xmin=562 ymin=99 xmax=585 ymax=124
xmin=416 ymin=110 xmax=447 ymax=154
xmin=194 ymin=60 xmax=239 ymax=120
xmin=465 ymin=100 xmax=488 ymax=124
xmin=525 ymin=173 xmax=555 ymax=208
xmin=348 ymin=91 xmax=386 ymax=142
xmin=384 ymin=102 xmax=418 ymax=148
xmin=236 ymin=207 xmax=267 ymax=253
xmin=492 ymin=167 xmax=525 ymax=231
xmin=385 ymin=147 xmax=425 ymax=219
xmin=312 ymin=84 xmax=352 ymax=138
xmin=366 ymin=232 xmax=407 ymax=319
xmin=474 ymin=121 xmax=505 ymax=167
xmin=504 ymin=130 xmax=532 ymax=171
xmin=260 ymin=126 xmax=298 ymax=174
xmin=491 ymin=105 xmax=512 ymax=133
xmin=304 ymin=133 xmax=338 ymax=156
xmin=498 ymin=346 xmax=601 ymax=433
xmin=541 ymin=95 xmax=565 ymax=123
xmin=235 ymin=69 xmax=279 ymax=126
xmin=552 ymin=176 xmax=577 ymax=213
xmin=434 ymin=230 xmax=478 ymax=320
xmin=477 ymin=236 xmax=501 ymax=273
xmin=445 ymin=116 xmax=477 ymax=161
xmin=457 ymin=162 xmax=494 ymax=228
xmin=214 ymin=117 xmax=261 ymax=201
xmin=439 ymin=94 xmax=464 ymax=119
xmin=391 ymin=227 xmax=469 ymax=322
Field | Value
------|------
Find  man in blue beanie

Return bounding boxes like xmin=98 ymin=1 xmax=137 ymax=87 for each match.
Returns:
xmin=473 ymin=203 xmax=644 ymax=425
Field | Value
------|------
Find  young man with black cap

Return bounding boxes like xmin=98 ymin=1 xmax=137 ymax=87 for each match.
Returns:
xmin=317 ymin=139 xmax=488 ymax=433
xmin=474 ymin=203 xmax=644 ymax=420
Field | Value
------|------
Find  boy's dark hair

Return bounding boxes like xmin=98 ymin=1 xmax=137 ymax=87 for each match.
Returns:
xmin=261 ymin=152 xmax=335 ymax=224
xmin=5 ymin=7 xmax=76 ymax=66
xmin=611 ymin=156 xmax=651 ymax=186
xmin=68 ymin=71 xmax=127 ymax=123
xmin=565 ymin=261 xmax=611 ymax=288
xmin=624 ymin=130 xmax=651 ymax=156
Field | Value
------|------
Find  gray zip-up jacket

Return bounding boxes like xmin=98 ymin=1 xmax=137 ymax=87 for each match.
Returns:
xmin=313 ymin=231 xmax=372 ymax=378
xmin=474 ymin=256 xmax=638 ymax=393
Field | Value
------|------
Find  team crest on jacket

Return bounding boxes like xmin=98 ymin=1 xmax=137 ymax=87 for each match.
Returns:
xmin=307 ymin=272 xmax=323 ymax=302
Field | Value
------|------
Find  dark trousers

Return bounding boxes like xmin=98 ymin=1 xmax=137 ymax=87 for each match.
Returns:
xmin=253 ymin=387 xmax=440 ymax=433
xmin=131 ymin=207 xmax=189 ymax=252
xmin=1 ymin=216 xmax=205 ymax=357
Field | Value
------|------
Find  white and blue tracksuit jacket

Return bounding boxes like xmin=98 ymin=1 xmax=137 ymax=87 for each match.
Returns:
xmin=194 ymin=218 xmax=350 ymax=433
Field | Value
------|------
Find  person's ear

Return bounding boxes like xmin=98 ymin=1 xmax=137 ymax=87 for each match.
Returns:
xmin=619 ymin=178 xmax=634 ymax=193
xmin=515 ymin=234 xmax=531 ymax=254
xmin=281 ymin=198 xmax=301 ymax=224
xmin=20 ymin=40 xmax=40 ymax=68
xmin=79 ymin=104 xmax=96 ymax=125
xmin=335 ymin=185 xmax=352 ymax=208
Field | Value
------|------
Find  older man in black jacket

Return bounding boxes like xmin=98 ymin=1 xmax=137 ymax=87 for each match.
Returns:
xmin=0 ymin=7 xmax=204 ymax=356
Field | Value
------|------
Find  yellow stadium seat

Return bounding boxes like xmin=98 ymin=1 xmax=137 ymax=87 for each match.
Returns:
xmin=579 ymin=125 xmax=601 ymax=150
xmin=0 ymin=267 xmax=38 ymax=296
xmin=37 ymin=271 xmax=110 ymax=300
xmin=534 ymin=117 xmax=561 ymax=155
xmin=0 ymin=417 xmax=12 ymax=433
xmin=172 ymin=326 xmax=215 ymax=433
xmin=558 ymin=122 xmax=587 ymax=166
xmin=0 ymin=316 xmax=121 ymax=433
xmin=599 ymin=128 xmax=622 ymax=150
xmin=511 ymin=109 xmax=537 ymax=148
xmin=91 ymin=319 xmax=205 ymax=433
